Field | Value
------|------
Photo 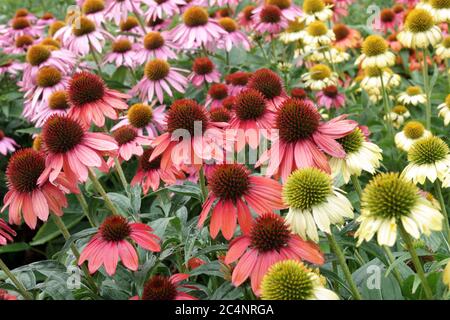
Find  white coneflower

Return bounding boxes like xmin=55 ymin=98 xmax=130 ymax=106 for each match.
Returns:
xmin=330 ymin=128 xmax=383 ymax=184
xmin=300 ymin=0 xmax=333 ymax=24
xmin=279 ymin=20 xmax=305 ymax=43
xmin=283 ymin=167 xmax=354 ymax=242
xmin=355 ymin=172 xmax=443 ymax=247
xmin=438 ymin=94 xmax=450 ymax=126
xmin=300 ymin=20 xmax=335 ymax=46
xmin=384 ymin=105 xmax=411 ymax=129
xmin=436 ymin=36 xmax=450 ymax=59
xmin=260 ymin=260 xmax=339 ymax=300
xmin=355 ymin=35 xmax=395 ymax=69
xmin=397 ymin=86 xmax=427 ymax=106
xmin=403 ymin=136 xmax=450 ymax=185
xmin=302 ymin=64 xmax=338 ymax=90
xmin=306 ymin=45 xmax=350 ymax=63
xmin=395 ymin=121 xmax=432 ymax=152
xmin=426 ymin=0 xmax=450 ymax=23
xmin=360 ymin=67 xmax=401 ymax=96
xmin=397 ymin=8 xmax=442 ymax=49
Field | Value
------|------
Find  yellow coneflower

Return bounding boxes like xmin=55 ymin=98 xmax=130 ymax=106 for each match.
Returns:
xmin=356 ymin=35 xmax=396 ymax=68
xmin=300 ymin=0 xmax=333 ymax=24
xmin=300 ymin=20 xmax=335 ymax=46
xmin=397 ymin=86 xmax=427 ymax=106
xmin=279 ymin=20 xmax=305 ymax=43
xmin=384 ymin=105 xmax=411 ymax=129
xmin=395 ymin=121 xmax=432 ymax=152
xmin=397 ymin=8 xmax=442 ymax=49
xmin=301 ymin=64 xmax=338 ymax=90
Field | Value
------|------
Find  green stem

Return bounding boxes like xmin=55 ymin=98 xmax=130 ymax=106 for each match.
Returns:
xmin=114 ymin=158 xmax=129 ymax=193
xmin=434 ymin=180 xmax=450 ymax=243
xmin=88 ymin=168 xmax=120 ymax=216
xmin=76 ymin=192 xmax=96 ymax=227
xmin=398 ymin=224 xmax=433 ymax=299
xmin=379 ymin=72 xmax=394 ymax=139
xmin=421 ymin=49 xmax=432 ymax=130
xmin=326 ymin=233 xmax=363 ymax=300
xmin=199 ymin=166 xmax=208 ymax=202
xmin=446 ymin=59 xmax=450 ymax=92
xmin=89 ymin=41 xmax=104 ymax=78
xmin=383 ymin=246 xmax=403 ymax=287
xmin=0 ymin=258 xmax=33 ymax=300
xmin=350 ymin=175 xmax=363 ymax=199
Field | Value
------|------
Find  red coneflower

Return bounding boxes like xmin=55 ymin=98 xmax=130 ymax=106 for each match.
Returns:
xmin=0 ymin=290 xmax=18 ymax=300
xmin=225 ymin=212 xmax=324 ymax=295
xmin=225 ymin=71 xmax=252 ymax=96
xmin=253 ymin=4 xmax=288 ymax=35
xmin=132 ymin=273 xmax=197 ymax=300
xmin=110 ymin=125 xmax=151 ymax=162
xmin=210 ymin=107 xmax=232 ymax=123
xmin=198 ymin=164 xmax=286 ymax=240
xmin=206 ymin=83 xmax=229 ymax=109
xmin=247 ymin=68 xmax=287 ymax=110
xmin=38 ymin=114 xmax=118 ymax=184
xmin=79 ymin=215 xmax=161 ymax=275
xmin=316 ymin=85 xmax=346 ymax=110
xmin=238 ymin=5 xmax=257 ymax=30
xmin=0 ymin=218 xmax=16 ymax=245
xmin=332 ymin=23 xmax=361 ymax=49
xmin=188 ymin=57 xmax=221 ymax=87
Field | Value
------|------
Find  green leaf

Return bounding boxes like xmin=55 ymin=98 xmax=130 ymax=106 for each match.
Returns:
xmin=0 ymin=242 xmax=30 ymax=254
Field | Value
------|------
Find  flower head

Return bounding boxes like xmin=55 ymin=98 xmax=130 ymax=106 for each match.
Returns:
xmin=438 ymin=94 xmax=450 ymax=126
xmin=395 ymin=121 xmax=432 ymax=152
xmin=397 ymin=8 xmax=442 ymax=48
xmin=0 ymin=219 xmax=16 ymax=246
xmin=356 ymin=35 xmax=395 ymax=68
xmin=136 ymin=273 xmax=196 ymax=300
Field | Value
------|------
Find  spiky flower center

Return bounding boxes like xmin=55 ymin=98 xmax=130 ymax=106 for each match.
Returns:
xmin=12 ymin=17 xmax=30 ymax=30
xmin=235 ymin=89 xmax=267 ymax=121
xmin=147 ymin=17 xmax=165 ymax=28
xmin=48 ymin=90 xmax=70 ymax=110
xmin=408 ymin=136 xmax=449 ymax=165
xmin=40 ymin=38 xmax=60 ymax=49
xmin=283 ymin=167 xmax=332 ymax=210
xmin=260 ymin=5 xmax=282 ymax=23
xmin=218 ymin=17 xmax=238 ymax=32
xmin=307 ymin=21 xmax=328 ymax=36
xmin=112 ymin=38 xmax=132 ymax=53
xmin=36 ymin=66 xmax=62 ymax=88
xmin=208 ymin=84 xmax=228 ymax=100
xmin=250 ymin=213 xmax=290 ymax=252
xmin=82 ymin=0 xmax=105 ymax=14
xmin=210 ymin=107 xmax=231 ymax=123
xmin=0 ymin=130 xmax=4 ymax=140
xmin=112 ymin=125 xmax=138 ymax=146
xmin=286 ymin=20 xmax=305 ymax=33
xmin=303 ymin=0 xmax=325 ymax=14
xmin=15 ymin=35 xmax=33 ymax=48
xmin=333 ymin=23 xmax=350 ymax=41
xmin=442 ymin=36 xmax=450 ymax=48
xmin=41 ymin=12 xmax=54 ymax=20
xmin=380 ymin=8 xmax=395 ymax=22
xmin=268 ymin=0 xmax=291 ymax=9
xmin=406 ymin=86 xmax=422 ymax=96
xmin=243 ymin=5 xmax=256 ymax=20
xmin=68 ymin=72 xmax=105 ymax=106
xmin=6 ymin=149 xmax=45 ymax=193
xmin=403 ymin=121 xmax=425 ymax=139
xmin=393 ymin=105 xmax=408 ymax=114
xmin=33 ymin=135 xmax=42 ymax=151
xmin=362 ymin=35 xmax=388 ymax=57
xmin=405 ymin=9 xmax=434 ymax=33
xmin=365 ymin=66 xmax=383 ymax=78
xmin=322 ymin=85 xmax=338 ymax=98
xmin=100 ymin=216 xmax=131 ymax=242
xmin=261 ymin=260 xmax=315 ymax=300
xmin=309 ymin=64 xmax=332 ymax=80
xmin=430 ymin=0 xmax=450 ymax=9
xmin=144 ymin=32 xmax=165 ymax=50
xmin=120 ymin=16 xmax=139 ymax=31
xmin=26 ymin=45 xmax=51 ymax=66
xmin=183 ymin=6 xmax=209 ymax=27
xmin=42 ymin=115 xmax=84 ymax=154
xmin=128 ymin=103 xmax=153 ymax=128
xmin=291 ymin=88 xmax=307 ymax=99
xmin=209 ymin=164 xmax=250 ymax=201
xmin=393 ymin=4 xmax=404 ymax=14
xmin=248 ymin=68 xmax=282 ymax=100
xmin=337 ymin=128 xmax=364 ymax=154
xmin=193 ymin=57 xmax=213 ymax=75
xmin=276 ymin=98 xmax=320 ymax=143
xmin=145 ymin=59 xmax=170 ymax=81
xmin=72 ymin=17 xmax=96 ymax=37
xmin=15 ymin=8 xmax=29 ymax=17
xmin=142 ymin=275 xmax=177 ymax=300
xmin=49 ymin=21 xmax=66 ymax=36
xmin=140 ymin=148 xmax=162 ymax=171
xmin=362 ymin=172 xmax=419 ymax=219
xmin=226 ymin=72 xmax=251 ymax=86
xmin=166 ymin=99 xmax=208 ymax=134
xmin=222 ymin=96 xmax=236 ymax=110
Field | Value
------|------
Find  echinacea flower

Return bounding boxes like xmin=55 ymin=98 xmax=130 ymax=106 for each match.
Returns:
xmin=247 ymin=68 xmax=287 ymax=109
xmin=131 ymin=148 xmax=182 ymax=194
xmin=300 ymin=21 xmax=335 ymax=46
xmin=104 ymin=0 xmax=143 ymax=25
xmin=188 ymin=57 xmax=221 ymax=87
xmin=355 ymin=172 xmax=443 ymax=247
xmin=130 ymin=59 xmax=188 ymax=103
xmin=0 ymin=60 xmax=23 ymax=77
xmin=360 ymin=67 xmax=401 ymax=96
xmin=253 ymin=5 xmax=288 ymax=35
xmin=198 ymin=164 xmax=286 ymax=240
xmin=31 ymin=90 xmax=71 ymax=128
xmin=217 ymin=17 xmax=250 ymax=51
xmin=438 ymin=94 xmax=450 ymax=126
xmin=395 ymin=121 xmax=432 ymax=152
xmin=37 ymin=12 xmax=56 ymax=26
xmin=82 ymin=0 xmax=107 ymax=25
xmin=238 ymin=5 xmax=257 ymax=29
xmin=38 ymin=114 xmax=118 ymax=184
xmin=67 ymin=71 xmax=130 ymax=127
xmin=0 ymin=130 xmax=18 ymax=155
xmin=397 ymin=86 xmax=427 ymax=106
xmin=403 ymin=136 xmax=450 ymax=185
xmin=3 ymin=34 xmax=34 ymax=54
xmin=79 ymin=215 xmax=161 ymax=275
xmin=301 ymin=0 xmax=334 ymax=24
xmin=426 ymin=0 xmax=450 ymax=23
xmin=302 ymin=64 xmax=338 ymax=91
xmin=264 ymin=0 xmax=303 ymax=21
xmin=332 ymin=23 xmax=361 ymax=49
xmin=225 ymin=212 xmax=324 ymax=295
xmin=132 ymin=274 xmax=196 ymax=300
xmin=110 ymin=125 xmax=151 ymax=162
xmin=136 ymin=31 xmax=177 ymax=64
xmin=144 ymin=0 xmax=186 ymax=21
xmin=119 ymin=16 xmax=144 ymax=41
xmin=225 ymin=71 xmax=251 ymax=96
xmin=256 ymin=98 xmax=357 ymax=181
xmin=0 ymin=290 xmax=17 ymax=300
xmin=397 ymin=8 xmax=442 ymax=49
xmin=283 ymin=167 xmax=354 ymax=242
xmin=316 ymin=86 xmax=345 ymax=110
xmin=384 ymin=105 xmax=410 ymax=129
xmin=329 ymin=127 xmax=383 ymax=184
xmin=8 ymin=17 xmax=41 ymax=38
xmin=0 ymin=218 xmax=16 ymax=246
xmin=260 ymin=260 xmax=339 ymax=300
xmin=104 ymin=37 xmax=138 ymax=68
xmin=436 ymin=36 xmax=450 ymax=59
xmin=379 ymin=8 xmax=400 ymax=33
xmin=2 ymin=149 xmax=71 ymax=229
xmin=206 ymin=83 xmax=229 ymax=109
xmin=279 ymin=20 xmax=306 ymax=43
xmin=355 ymin=35 xmax=395 ymax=68
xmin=210 ymin=107 xmax=232 ymax=123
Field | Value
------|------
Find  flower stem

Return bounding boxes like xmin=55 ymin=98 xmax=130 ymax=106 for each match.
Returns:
xmin=0 ymin=258 xmax=33 ymax=300
xmin=379 ymin=72 xmax=394 ymax=139
xmin=446 ymin=59 xmax=450 ymax=92
xmin=114 ymin=158 xmax=129 ymax=193
xmin=434 ymin=180 xmax=450 ymax=243
xmin=398 ymin=224 xmax=433 ymax=299
xmin=88 ymin=168 xmax=120 ymax=216
xmin=326 ymin=233 xmax=363 ymax=300
xmin=76 ymin=192 xmax=96 ymax=227
xmin=350 ymin=175 xmax=363 ymax=199
xmin=89 ymin=41 xmax=104 ymax=78
xmin=421 ymin=49 xmax=432 ymax=130
xmin=199 ymin=166 xmax=208 ymax=202
xmin=383 ymin=246 xmax=403 ymax=287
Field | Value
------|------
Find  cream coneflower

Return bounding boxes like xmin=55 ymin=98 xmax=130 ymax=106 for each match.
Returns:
xmin=300 ymin=20 xmax=335 ymax=46
xmin=426 ymin=0 xmax=450 ymax=23
xmin=436 ymin=36 xmax=450 ymax=59
xmin=438 ymin=94 xmax=450 ymax=126
xmin=403 ymin=136 xmax=450 ymax=185
xmin=355 ymin=172 xmax=443 ymax=247
xmin=329 ymin=128 xmax=383 ymax=184
xmin=397 ymin=86 xmax=427 ymax=106
xmin=302 ymin=64 xmax=338 ymax=91
xmin=360 ymin=67 xmax=401 ymax=96
xmin=301 ymin=0 xmax=334 ymax=24
xmin=279 ymin=20 xmax=305 ymax=43
xmin=397 ymin=8 xmax=442 ymax=49
xmin=395 ymin=121 xmax=432 ymax=152
xmin=355 ymin=35 xmax=395 ymax=68
xmin=260 ymin=260 xmax=339 ymax=300
xmin=384 ymin=105 xmax=411 ymax=129
xmin=283 ymin=167 xmax=354 ymax=242
xmin=306 ymin=45 xmax=350 ymax=64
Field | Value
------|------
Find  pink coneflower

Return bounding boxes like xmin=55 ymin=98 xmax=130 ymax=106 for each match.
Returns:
xmin=224 ymin=212 xmax=325 ymax=295
xmin=38 ymin=114 xmax=118 ymax=184
xmin=206 ymin=83 xmax=229 ymax=109
xmin=31 ymin=90 xmax=71 ymax=128
xmin=230 ymin=89 xmax=275 ymax=150
xmin=36 ymin=12 xmax=56 ymax=26
xmin=397 ymin=0 xmax=418 ymax=8
xmin=291 ymin=87 xmax=314 ymax=105
xmin=79 ymin=215 xmax=161 ymax=275
xmin=0 ymin=218 xmax=16 ymax=245
xmin=119 ymin=16 xmax=144 ymax=42
xmin=104 ymin=0 xmax=143 ymax=25
xmin=261 ymin=0 xmax=303 ymax=21
xmin=82 ymin=0 xmax=107 ymax=25
xmin=253 ymin=5 xmax=288 ymax=35
xmin=247 ymin=68 xmax=287 ymax=110
xmin=0 ymin=290 xmax=17 ymax=300
xmin=217 ymin=17 xmax=250 ymax=51
xmin=170 ymin=6 xmax=227 ymax=50
xmin=8 ymin=17 xmax=41 ymax=39
xmin=3 ymin=34 xmax=35 ymax=54
xmin=198 ymin=164 xmax=286 ymax=240
xmin=150 ymin=99 xmax=229 ymax=169
xmin=0 ymin=130 xmax=18 ymax=156
xmin=210 ymin=107 xmax=232 ymax=123
xmin=144 ymin=0 xmax=186 ymax=21
xmin=131 ymin=148 xmax=182 ymax=194
xmin=326 ymin=0 xmax=349 ymax=22
xmin=332 ymin=23 xmax=361 ymax=50
xmin=67 ymin=71 xmax=130 ymax=127
xmin=104 ymin=37 xmax=138 ymax=68
xmin=135 ymin=31 xmax=177 ymax=64
xmin=146 ymin=16 xmax=172 ymax=31
xmin=392 ymin=4 xmax=405 ymax=21
xmin=238 ymin=5 xmax=256 ymax=30
xmin=188 ymin=57 xmax=221 ymax=87
xmin=387 ymin=33 xmax=402 ymax=52
xmin=225 ymin=71 xmax=252 ymax=96
xmin=14 ymin=8 xmax=37 ymax=22
xmin=131 ymin=59 xmax=188 ymax=104
xmin=256 ymin=98 xmax=358 ymax=181
xmin=132 ymin=274 xmax=197 ymax=300
xmin=316 ymin=86 xmax=345 ymax=110
xmin=2 ymin=148 xmax=71 ymax=229
xmin=110 ymin=125 xmax=151 ymax=162
xmin=209 ymin=0 xmax=239 ymax=6
xmin=379 ymin=8 xmax=399 ymax=34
